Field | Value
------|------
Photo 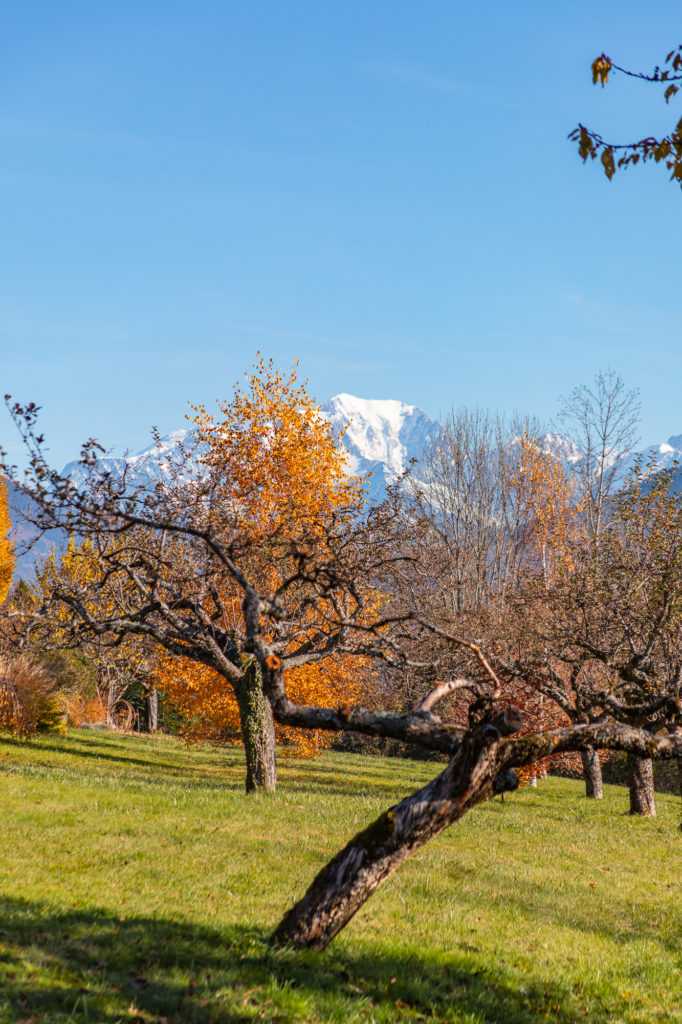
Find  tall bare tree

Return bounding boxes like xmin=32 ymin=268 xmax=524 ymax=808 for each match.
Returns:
xmin=559 ymin=369 xmax=640 ymax=542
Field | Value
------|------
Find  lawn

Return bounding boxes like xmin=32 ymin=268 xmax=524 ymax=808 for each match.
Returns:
xmin=0 ymin=730 xmax=680 ymax=1023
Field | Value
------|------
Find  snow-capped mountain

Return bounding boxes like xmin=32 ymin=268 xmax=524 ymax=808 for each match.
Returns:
xmin=625 ymin=434 xmax=682 ymax=494
xmin=7 ymin=394 xmax=682 ymax=578
xmin=60 ymin=395 xmax=442 ymax=507
xmin=61 ymin=429 xmax=200 ymax=492
xmin=635 ymin=434 xmax=682 ymax=474
xmin=537 ymin=432 xmax=583 ymax=468
xmin=320 ymin=394 xmax=441 ymax=503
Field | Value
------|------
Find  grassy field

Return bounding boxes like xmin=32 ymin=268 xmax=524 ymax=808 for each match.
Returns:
xmin=0 ymin=731 xmax=680 ymax=1024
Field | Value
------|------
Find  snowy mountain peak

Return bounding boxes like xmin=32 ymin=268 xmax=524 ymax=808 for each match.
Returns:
xmin=320 ymin=393 xmax=441 ymax=500
xmin=537 ymin=432 xmax=583 ymax=466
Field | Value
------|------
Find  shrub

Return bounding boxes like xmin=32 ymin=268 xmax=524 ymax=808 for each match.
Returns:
xmin=0 ymin=656 xmax=65 ymax=736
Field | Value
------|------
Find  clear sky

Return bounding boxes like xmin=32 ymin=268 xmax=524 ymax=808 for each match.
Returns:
xmin=2 ymin=1 xmax=681 ymax=468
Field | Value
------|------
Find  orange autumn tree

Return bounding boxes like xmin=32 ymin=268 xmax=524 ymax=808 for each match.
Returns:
xmin=0 ymin=477 xmax=14 ymax=604
xmin=154 ymin=358 xmax=370 ymax=763
xmin=157 ymin=655 xmax=364 ymax=758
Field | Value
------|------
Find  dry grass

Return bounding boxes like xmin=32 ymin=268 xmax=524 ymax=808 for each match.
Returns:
xmin=59 ymin=690 xmax=109 ymax=727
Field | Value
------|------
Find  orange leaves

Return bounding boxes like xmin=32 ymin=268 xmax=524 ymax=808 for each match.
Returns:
xmin=155 ymin=653 xmax=363 ymax=758
xmin=505 ymin=434 xmax=578 ymax=579
xmin=0 ymin=477 xmax=15 ymax=604
xmin=189 ymin=356 xmax=364 ymax=550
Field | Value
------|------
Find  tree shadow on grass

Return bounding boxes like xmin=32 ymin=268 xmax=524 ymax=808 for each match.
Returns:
xmin=0 ymin=735 xmax=429 ymax=800
xmin=0 ymin=894 xmax=610 ymax=1024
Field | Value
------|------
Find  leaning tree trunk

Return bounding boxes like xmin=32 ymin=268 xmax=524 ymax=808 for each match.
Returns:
xmin=626 ymin=752 xmax=656 ymax=816
xmin=581 ymin=746 xmax=603 ymax=799
xmin=272 ymin=732 xmax=501 ymax=949
xmin=236 ymin=660 xmax=277 ymax=794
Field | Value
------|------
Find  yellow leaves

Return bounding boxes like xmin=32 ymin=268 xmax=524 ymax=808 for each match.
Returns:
xmin=188 ymin=356 xmax=364 ymax=549
xmin=591 ymin=54 xmax=612 ymax=87
xmin=506 ymin=434 xmax=578 ymax=579
xmin=0 ymin=477 xmax=15 ymax=604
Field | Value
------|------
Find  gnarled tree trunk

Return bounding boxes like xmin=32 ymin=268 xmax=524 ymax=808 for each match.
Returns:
xmin=236 ymin=660 xmax=277 ymax=794
xmin=626 ymin=752 xmax=656 ymax=816
xmin=272 ymin=732 xmax=504 ymax=949
xmin=581 ymin=745 xmax=603 ymax=799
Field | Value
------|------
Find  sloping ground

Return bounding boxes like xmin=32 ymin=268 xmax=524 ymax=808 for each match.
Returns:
xmin=0 ymin=731 xmax=680 ymax=1023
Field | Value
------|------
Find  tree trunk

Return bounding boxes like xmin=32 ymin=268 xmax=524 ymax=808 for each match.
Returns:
xmin=581 ymin=746 xmax=603 ymax=799
xmin=146 ymin=686 xmax=159 ymax=733
xmin=236 ymin=661 xmax=277 ymax=794
xmin=272 ymin=733 xmax=501 ymax=949
xmin=626 ymin=752 xmax=656 ymax=816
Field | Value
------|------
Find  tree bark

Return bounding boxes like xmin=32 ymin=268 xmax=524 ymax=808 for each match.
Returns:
xmin=236 ymin=660 xmax=277 ymax=794
xmin=581 ymin=746 xmax=603 ymax=799
xmin=271 ymin=732 xmax=502 ymax=949
xmin=146 ymin=686 xmax=159 ymax=733
xmin=626 ymin=752 xmax=656 ymax=816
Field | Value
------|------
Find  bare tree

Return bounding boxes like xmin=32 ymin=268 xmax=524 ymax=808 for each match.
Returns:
xmin=503 ymin=459 xmax=682 ymax=815
xmin=559 ymin=369 xmax=640 ymax=542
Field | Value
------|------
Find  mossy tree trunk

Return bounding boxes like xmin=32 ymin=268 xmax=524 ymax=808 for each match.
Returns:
xmin=581 ymin=746 xmax=603 ymax=799
xmin=271 ymin=731 xmax=505 ymax=949
xmin=236 ymin=660 xmax=277 ymax=794
xmin=626 ymin=752 xmax=656 ymax=816
xmin=146 ymin=686 xmax=159 ymax=733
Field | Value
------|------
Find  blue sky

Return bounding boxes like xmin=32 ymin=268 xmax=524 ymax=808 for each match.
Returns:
xmin=2 ymin=1 xmax=681 ymax=468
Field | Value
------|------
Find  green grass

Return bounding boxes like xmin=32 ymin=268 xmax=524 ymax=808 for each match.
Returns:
xmin=0 ymin=731 xmax=681 ymax=1023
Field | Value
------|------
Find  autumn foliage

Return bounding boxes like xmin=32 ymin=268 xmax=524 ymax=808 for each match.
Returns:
xmin=154 ymin=358 xmax=369 ymax=756
xmin=157 ymin=654 xmax=364 ymax=757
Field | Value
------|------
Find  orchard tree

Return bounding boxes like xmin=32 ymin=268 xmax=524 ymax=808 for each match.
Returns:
xmin=1 ymin=365 xmax=408 ymax=792
xmin=571 ymin=45 xmax=682 ymax=186
xmin=405 ymin=423 xmax=576 ymax=784
xmin=510 ymin=459 xmax=682 ymax=816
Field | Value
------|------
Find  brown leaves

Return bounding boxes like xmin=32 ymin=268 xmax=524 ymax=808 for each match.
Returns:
xmin=600 ymin=147 xmax=615 ymax=180
xmin=573 ymin=45 xmax=682 ymax=187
